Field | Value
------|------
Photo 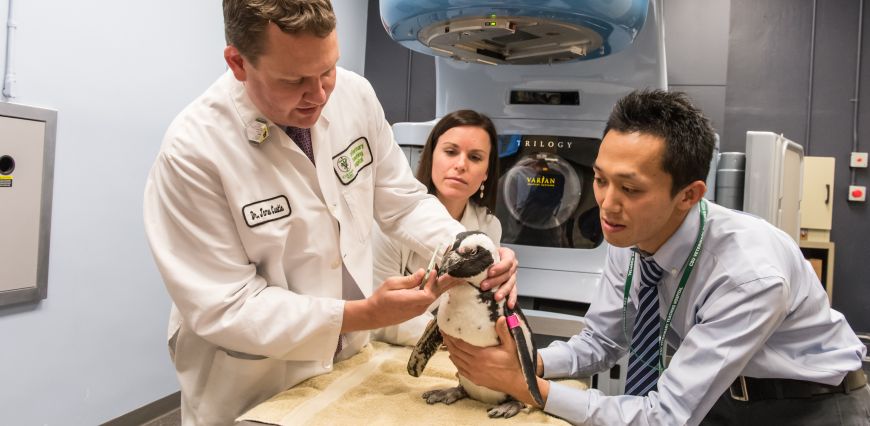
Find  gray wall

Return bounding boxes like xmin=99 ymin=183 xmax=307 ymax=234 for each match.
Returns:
xmin=365 ymin=0 xmax=870 ymax=331
xmin=0 ymin=1 xmax=369 ymax=424
xmin=334 ymin=1 xmax=369 ymax=76
xmin=664 ymin=0 xmax=731 ymax=135
xmin=365 ymin=0 xmax=436 ymax=123
xmin=0 ymin=2 xmax=225 ymax=423
xmin=725 ymin=0 xmax=870 ymax=331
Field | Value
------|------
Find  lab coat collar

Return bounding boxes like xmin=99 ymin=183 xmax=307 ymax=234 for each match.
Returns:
xmin=458 ymin=201 xmax=480 ymax=229
xmin=225 ymin=71 xmax=274 ymax=146
xmin=224 ymin=70 xmax=333 ymax=149
xmin=648 ymin=201 xmax=702 ymax=278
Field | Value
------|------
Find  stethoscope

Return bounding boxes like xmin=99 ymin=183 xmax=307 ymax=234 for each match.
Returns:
xmin=621 ymin=199 xmax=708 ymax=373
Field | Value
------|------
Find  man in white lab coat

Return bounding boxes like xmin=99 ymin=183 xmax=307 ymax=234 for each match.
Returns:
xmin=143 ymin=1 xmax=518 ymax=424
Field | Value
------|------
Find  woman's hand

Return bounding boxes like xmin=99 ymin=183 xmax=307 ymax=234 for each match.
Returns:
xmin=479 ymin=247 xmax=519 ymax=308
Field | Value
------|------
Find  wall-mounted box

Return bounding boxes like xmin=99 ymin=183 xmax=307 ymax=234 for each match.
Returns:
xmin=850 ymin=152 xmax=868 ymax=168
xmin=0 ymin=102 xmax=57 ymax=307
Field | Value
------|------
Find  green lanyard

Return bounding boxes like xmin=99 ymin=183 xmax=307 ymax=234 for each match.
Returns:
xmin=621 ymin=199 xmax=708 ymax=373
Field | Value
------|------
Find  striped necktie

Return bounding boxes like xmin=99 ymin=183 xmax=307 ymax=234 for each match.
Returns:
xmin=285 ymin=126 xmax=315 ymax=164
xmin=625 ymin=255 xmax=665 ymax=396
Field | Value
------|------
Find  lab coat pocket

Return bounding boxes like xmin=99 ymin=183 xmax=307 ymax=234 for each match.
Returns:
xmin=198 ymin=349 xmax=284 ymax=422
xmin=341 ymin=169 xmax=374 ymax=242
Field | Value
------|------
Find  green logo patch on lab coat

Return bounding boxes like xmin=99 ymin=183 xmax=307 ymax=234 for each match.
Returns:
xmin=332 ymin=137 xmax=373 ymax=185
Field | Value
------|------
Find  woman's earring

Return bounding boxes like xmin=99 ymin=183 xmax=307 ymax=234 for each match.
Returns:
xmin=479 ymin=183 xmax=485 ymax=199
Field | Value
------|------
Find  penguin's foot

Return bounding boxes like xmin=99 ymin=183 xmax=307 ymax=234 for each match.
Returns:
xmin=422 ymin=386 xmax=468 ymax=405
xmin=487 ymin=399 xmax=525 ymax=418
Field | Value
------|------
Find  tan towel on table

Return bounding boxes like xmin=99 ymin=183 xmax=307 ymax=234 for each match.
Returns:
xmin=237 ymin=341 xmax=588 ymax=425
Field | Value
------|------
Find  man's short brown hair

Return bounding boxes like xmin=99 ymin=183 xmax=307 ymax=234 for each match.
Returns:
xmin=223 ymin=0 xmax=336 ymax=62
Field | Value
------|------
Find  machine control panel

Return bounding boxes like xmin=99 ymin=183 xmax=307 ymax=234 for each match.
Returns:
xmin=509 ymin=90 xmax=580 ymax=106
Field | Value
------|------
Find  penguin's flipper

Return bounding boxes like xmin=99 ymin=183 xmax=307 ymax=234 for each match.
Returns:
xmin=408 ymin=318 xmax=443 ymax=377
xmin=504 ymin=305 xmax=545 ymax=407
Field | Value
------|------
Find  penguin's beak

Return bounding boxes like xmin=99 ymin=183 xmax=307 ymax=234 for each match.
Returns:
xmin=442 ymin=250 xmax=461 ymax=272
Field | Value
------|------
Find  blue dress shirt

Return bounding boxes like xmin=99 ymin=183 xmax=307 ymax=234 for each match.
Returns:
xmin=539 ymin=201 xmax=866 ymax=425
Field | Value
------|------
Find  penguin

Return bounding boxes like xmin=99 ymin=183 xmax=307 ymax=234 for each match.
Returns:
xmin=407 ymin=231 xmax=544 ymax=418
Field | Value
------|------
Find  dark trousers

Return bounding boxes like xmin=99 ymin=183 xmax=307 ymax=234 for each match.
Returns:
xmin=700 ymin=385 xmax=870 ymax=425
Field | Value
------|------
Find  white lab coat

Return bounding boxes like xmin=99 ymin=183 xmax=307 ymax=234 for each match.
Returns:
xmin=143 ymin=68 xmax=463 ymax=425
xmin=371 ymin=202 xmax=502 ymax=346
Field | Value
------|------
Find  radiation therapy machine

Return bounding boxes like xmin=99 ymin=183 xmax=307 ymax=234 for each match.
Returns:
xmin=382 ymin=0 xmax=668 ymax=394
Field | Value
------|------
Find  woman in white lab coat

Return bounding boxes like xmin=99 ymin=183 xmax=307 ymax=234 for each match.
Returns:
xmin=372 ymin=110 xmax=503 ymax=346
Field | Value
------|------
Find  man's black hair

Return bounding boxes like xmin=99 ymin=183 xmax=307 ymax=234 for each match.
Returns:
xmin=603 ymin=89 xmax=716 ymax=196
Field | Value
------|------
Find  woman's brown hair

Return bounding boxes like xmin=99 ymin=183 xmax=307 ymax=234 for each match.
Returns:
xmin=415 ymin=110 xmax=500 ymax=212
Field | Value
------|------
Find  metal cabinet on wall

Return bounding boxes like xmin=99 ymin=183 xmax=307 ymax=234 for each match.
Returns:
xmin=800 ymin=156 xmax=836 ymax=242
xmin=0 ymin=103 xmax=57 ymax=307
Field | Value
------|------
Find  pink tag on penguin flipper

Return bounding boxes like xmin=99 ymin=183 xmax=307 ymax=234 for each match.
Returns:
xmin=506 ymin=313 xmax=521 ymax=329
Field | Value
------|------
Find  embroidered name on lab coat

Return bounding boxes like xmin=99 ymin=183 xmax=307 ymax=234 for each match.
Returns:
xmin=242 ymin=195 xmax=291 ymax=228
xmin=332 ymin=137 xmax=373 ymax=185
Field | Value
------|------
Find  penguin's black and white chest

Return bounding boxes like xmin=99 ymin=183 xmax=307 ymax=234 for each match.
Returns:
xmin=407 ymin=230 xmax=545 ymax=416
xmin=437 ymin=285 xmax=502 ymax=347
xmin=436 ymin=284 xmax=508 ymax=405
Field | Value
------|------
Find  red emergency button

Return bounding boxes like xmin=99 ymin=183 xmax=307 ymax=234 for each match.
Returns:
xmin=853 ymin=188 xmax=864 ymax=198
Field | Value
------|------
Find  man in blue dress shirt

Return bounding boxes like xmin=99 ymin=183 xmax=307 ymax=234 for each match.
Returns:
xmin=444 ymin=89 xmax=870 ymax=425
